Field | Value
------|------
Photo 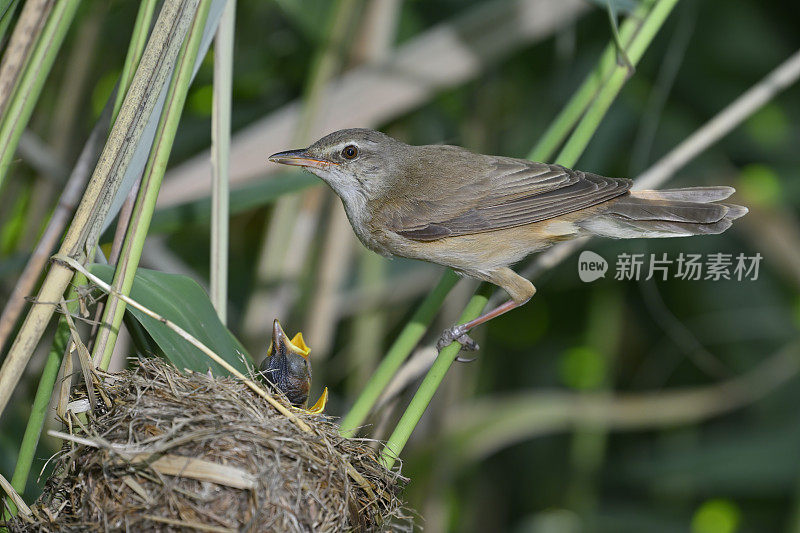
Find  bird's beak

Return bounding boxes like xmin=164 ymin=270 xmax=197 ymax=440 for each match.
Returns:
xmin=268 ymin=319 xmax=311 ymax=360
xmin=268 ymin=148 xmax=336 ymax=170
xmin=306 ymin=387 xmax=328 ymax=414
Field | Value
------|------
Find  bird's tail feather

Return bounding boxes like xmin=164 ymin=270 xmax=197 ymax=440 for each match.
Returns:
xmin=577 ymin=187 xmax=747 ymax=239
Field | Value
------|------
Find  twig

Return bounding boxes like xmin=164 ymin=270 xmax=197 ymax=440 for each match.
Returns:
xmin=47 ymin=430 xmax=100 ymax=449
xmin=0 ymin=471 xmax=31 ymax=518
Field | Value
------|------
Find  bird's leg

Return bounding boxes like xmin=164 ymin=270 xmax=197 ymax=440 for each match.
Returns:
xmin=438 ymin=267 xmax=536 ymax=361
xmin=437 ymin=299 xmax=523 ymax=361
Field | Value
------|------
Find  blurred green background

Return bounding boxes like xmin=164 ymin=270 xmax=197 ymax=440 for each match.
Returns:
xmin=1 ymin=1 xmax=800 ymax=531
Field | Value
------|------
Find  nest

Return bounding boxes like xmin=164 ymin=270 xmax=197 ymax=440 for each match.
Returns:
xmin=7 ymin=358 xmax=410 ymax=532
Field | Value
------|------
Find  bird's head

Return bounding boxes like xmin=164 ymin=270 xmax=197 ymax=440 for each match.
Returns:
xmin=268 ymin=128 xmax=405 ymax=202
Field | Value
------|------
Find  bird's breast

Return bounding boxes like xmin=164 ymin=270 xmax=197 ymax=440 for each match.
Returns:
xmin=335 ymin=193 xmax=394 ymax=256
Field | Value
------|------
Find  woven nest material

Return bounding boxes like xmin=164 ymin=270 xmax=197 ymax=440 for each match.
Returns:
xmin=7 ymin=358 xmax=411 ymax=532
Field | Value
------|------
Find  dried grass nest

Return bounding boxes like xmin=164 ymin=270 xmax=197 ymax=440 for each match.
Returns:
xmin=9 ymin=358 xmax=411 ymax=532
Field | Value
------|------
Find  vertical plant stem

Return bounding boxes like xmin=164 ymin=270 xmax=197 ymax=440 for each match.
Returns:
xmin=0 ymin=118 xmax=106 ymax=354
xmin=4 ymin=2 xmax=164 ymax=504
xmin=380 ymin=287 xmax=491 ymax=468
xmin=528 ymin=0 xmax=652 ymax=163
xmin=0 ymin=0 xmax=200 ymax=427
xmin=379 ymin=0 xmax=680 ymax=468
xmin=9 ymin=324 xmax=68 ymax=495
xmin=339 ymin=270 xmax=459 ymax=437
xmin=0 ymin=1 xmax=20 ymax=46
xmin=112 ymin=0 xmax=158 ymax=124
xmin=0 ymin=0 xmax=79 ymax=189
xmin=0 ymin=0 xmax=50 ymax=119
xmin=0 ymin=0 xmax=155 ymax=355
xmin=87 ymin=0 xmax=159 ymax=347
xmin=555 ymin=0 xmax=679 ymax=165
xmin=210 ymin=0 xmax=235 ymax=323
xmin=92 ymin=1 xmax=211 ymax=371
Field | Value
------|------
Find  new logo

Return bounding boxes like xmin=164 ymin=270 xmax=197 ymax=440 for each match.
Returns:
xmin=578 ymin=251 xmax=608 ymax=282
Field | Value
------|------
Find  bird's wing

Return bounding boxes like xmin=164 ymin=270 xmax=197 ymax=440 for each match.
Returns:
xmin=391 ymin=157 xmax=632 ymax=241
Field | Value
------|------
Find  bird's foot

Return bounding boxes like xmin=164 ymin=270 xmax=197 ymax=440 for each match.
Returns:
xmin=437 ymin=324 xmax=479 ymax=362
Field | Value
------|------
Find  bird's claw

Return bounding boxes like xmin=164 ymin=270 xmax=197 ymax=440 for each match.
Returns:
xmin=437 ymin=325 xmax=479 ymax=361
xmin=454 ymin=353 xmax=478 ymax=363
xmin=436 ymin=324 xmax=469 ymax=350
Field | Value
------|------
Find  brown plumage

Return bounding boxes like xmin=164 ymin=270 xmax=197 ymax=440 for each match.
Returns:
xmin=269 ymin=129 xmax=747 ymax=351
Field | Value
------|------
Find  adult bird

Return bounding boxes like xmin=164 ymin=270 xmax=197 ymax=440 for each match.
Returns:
xmin=269 ymin=129 xmax=747 ymax=353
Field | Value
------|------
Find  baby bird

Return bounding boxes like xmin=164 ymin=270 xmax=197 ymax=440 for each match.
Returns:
xmin=259 ymin=319 xmax=327 ymax=412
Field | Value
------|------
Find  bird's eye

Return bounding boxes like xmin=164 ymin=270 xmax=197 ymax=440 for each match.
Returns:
xmin=341 ymin=144 xmax=358 ymax=159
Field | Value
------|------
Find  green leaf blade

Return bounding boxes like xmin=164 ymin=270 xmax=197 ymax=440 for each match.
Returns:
xmin=90 ymin=264 xmax=251 ymax=375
